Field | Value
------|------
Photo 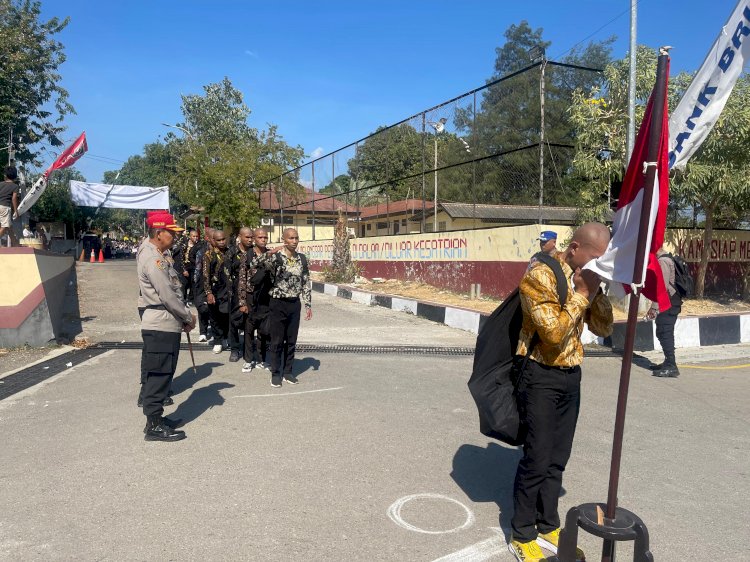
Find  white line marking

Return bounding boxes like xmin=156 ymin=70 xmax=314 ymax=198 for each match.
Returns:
xmin=431 ymin=528 xmax=505 ymax=562
xmin=387 ymin=493 xmax=475 ymax=535
xmin=233 ymin=386 xmax=344 ymax=398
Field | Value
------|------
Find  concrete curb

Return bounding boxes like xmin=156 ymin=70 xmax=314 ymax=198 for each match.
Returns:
xmin=312 ymin=281 xmax=750 ymax=351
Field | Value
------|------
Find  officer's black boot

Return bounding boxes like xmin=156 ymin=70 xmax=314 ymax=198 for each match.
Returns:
xmin=142 ymin=416 xmax=183 ymax=434
xmin=144 ymin=415 xmax=186 ymax=442
xmin=654 ymin=353 xmax=680 ymax=378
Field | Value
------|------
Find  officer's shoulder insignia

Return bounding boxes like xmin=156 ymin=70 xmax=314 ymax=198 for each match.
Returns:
xmin=156 ymin=259 xmax=166 ymax=270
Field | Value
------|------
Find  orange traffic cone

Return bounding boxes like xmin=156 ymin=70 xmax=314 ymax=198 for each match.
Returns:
xmin=98 ymin=249 xmax=104 ymax=263
xmin=79 ymin=249 xmax=85 ymax=261
xmin=90 ymin=249 xmax=96 ymax=263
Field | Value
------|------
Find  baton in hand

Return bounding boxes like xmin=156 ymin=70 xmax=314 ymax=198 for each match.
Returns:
xmin=186 ymin=331 xmax=198 ymax=375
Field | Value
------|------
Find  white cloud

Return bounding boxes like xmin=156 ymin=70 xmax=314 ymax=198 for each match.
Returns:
xmin=310 ymin=146 xmax=324 ymax=160
xmin=299 ymin=179 xmax=314 ymax=190
xmin=244 ymin=50 xmax=259 ymax=58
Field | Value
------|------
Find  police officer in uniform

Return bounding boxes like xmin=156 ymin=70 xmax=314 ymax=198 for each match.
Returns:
xmin=138 ymin=213 xmax=196 ymax=442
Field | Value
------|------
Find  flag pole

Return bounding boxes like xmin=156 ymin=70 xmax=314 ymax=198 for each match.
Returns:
xmin=600 ymin=48 xmax=670 ymax=562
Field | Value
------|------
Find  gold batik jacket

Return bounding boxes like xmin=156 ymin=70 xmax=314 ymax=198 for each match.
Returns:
xmin=516 ymin=254 xmax=613 ymax=368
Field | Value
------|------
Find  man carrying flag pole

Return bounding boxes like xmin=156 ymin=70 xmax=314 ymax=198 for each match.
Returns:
xmin=557 ymin=49 xmax=671 ymax=562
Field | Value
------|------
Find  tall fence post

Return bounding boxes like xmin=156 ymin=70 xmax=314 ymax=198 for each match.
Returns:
xmin=421 ymin=112 xmax=426 ymax=233
xmin=472 ymin=92 xmax=478 ymax=230
xmin=311 ymin=161 xmax=316 ymax=241
xmin=538 ymin=58 xmax=546 ymax=225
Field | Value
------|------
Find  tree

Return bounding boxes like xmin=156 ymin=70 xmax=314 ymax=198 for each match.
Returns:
xmin=568 ymin=45 xmax=658 ymax=223
xmin=456 ymin=21 xmax=614 ymax=206
xmin=169 ymin=79 xmax=304 ymax=233
xmin=0 ymin=0 xmax=74 ymax=166
xmin=671 ymin=74 xmax=750 ymax=297
xmin=347 ymin=123 xmax=424 ymax=201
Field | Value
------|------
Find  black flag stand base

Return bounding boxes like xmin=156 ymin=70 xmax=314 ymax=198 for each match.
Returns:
xmin=557 ymin=503 xmax=653 ymax=562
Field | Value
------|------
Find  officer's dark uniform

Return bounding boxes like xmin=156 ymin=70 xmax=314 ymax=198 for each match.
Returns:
xmin=137 ymin=218 xmax=193 ymax=442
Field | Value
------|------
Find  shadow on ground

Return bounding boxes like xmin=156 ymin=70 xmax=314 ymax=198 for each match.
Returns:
xmin=171 ymin=362 xmax=222 ymax=396
xmin=451 ymin=442 xmax=525 ymax=539
xmin=59 ymin=266 xmax=82 ymax=343
xmin=294 ymin=356 xmax=321 ymax=378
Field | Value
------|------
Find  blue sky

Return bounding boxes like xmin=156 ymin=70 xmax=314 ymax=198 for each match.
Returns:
xmin=38 ymin=0 xmax=741 ymax=183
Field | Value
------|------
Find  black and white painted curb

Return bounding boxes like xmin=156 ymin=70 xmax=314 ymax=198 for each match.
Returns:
xmin=312 ymin=281 xmax=750 ymax=352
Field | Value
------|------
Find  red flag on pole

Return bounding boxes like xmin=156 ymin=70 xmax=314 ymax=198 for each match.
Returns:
xmin=585 ymin=65 xmax=672 ymax=312
xmin=43 ymin=132 xmax=88 ymax=178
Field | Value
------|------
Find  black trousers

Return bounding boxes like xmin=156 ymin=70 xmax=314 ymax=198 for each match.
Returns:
xmin=269 ymin=298 xmax=301 ymax=376
xmin=208 ymin=303 xmax=229 ymax=341
xmin=244 ymin=309 xmax=269 ymax=363
xmin=228 ymin=298 xmax=246 ymax=352
xmin=511 ymin=359 xmax=581 ymax=542
xmin=655 ymin=293 xmax=682 ymax=365
xmin=140 ymin=330 xmax=181 ymax=418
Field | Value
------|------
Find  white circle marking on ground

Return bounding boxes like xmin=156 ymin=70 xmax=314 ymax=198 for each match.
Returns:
xmin=387 ymin=493 xmax=475 ymax=535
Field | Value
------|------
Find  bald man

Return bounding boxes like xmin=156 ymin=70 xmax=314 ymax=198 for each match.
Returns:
xmin=226 ymin=227 xmax=253 ymax=362
xmin=508 ymin=222 xmax=614 ymax=562
xmin=203 ymin=229 xmax=230 ymax=353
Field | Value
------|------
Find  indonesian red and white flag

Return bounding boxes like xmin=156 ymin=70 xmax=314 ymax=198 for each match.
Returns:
xmin=43 ymin=132 xmax=88 ymax=178
xmin=584 ymin=67 xmax=672 ymax=312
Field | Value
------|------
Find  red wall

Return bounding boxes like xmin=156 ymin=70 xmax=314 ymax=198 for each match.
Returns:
xmin=309 ymin=260 xmax=742 ymax=299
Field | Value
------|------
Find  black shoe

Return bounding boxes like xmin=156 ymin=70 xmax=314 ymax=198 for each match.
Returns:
xmin=143 ymin=416 xmax=183 ymax=434
xmin=283 ymin=374 xmax=299 ymax=385
xmin=229 ymin=350 xmax=241 ymax=363
xmin=137 ymin=397 xmax=143 ymax=407
xmin=271 ymin=375 xmax=282 ymax=388
xmin=649 ymin=362 xmax=665 ymax=371
xmin=144 ymin=417 xmax=186 ymax=441
xmin=163 ymin=396 xmax=174 ymax=406
xmin=653 ymin=365 xmax=680 ymax=378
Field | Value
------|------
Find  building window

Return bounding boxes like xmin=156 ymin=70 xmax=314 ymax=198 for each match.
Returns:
xmin=376 ymin=222 xmax=388 ymax=230
xmin=280 ymin=216 xmax=293 ymax=225
xmin=366 ymin=223 xmax=372 ymax=231
xmin=438 ymin=221 xmax=447 ymax=231
xmin=401 ymin=219 xmax=407 ymax=226
xmin=425 ymin=224 xmax=434 ymax=233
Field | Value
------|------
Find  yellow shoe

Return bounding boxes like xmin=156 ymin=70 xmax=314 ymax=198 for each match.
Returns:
xmin=536 ymin=528 xmax=586 ymax=561
xmin=508 ymin=537 xmax=549 ymax=562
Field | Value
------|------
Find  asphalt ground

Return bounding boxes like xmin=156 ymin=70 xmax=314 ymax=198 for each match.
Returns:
xmin=1 ymin=260 xmax=748 ymax=561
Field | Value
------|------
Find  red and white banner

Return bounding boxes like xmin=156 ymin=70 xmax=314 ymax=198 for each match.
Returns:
xmin=43 ymin=131 xmax=88 ymax=178
xmin=585 ymin=66 xmax=672 ymax=312
xmin=16 ymin=132 xmax=89 ymax=216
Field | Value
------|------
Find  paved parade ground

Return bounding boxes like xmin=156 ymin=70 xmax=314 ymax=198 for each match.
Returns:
xmin=1 ymin=261 xmax=749 ymax=561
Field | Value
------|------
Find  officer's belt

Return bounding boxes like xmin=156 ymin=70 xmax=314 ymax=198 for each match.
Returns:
xmin=139 ymin=304 xmax=167 ymax=311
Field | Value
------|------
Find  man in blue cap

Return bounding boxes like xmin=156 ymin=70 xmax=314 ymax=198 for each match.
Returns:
xmin=538 ymin=230 xmax=558 ymax=256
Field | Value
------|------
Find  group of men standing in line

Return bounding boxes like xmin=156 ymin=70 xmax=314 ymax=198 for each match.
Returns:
xmin=137 ymin=212 xmax=312 ymax=442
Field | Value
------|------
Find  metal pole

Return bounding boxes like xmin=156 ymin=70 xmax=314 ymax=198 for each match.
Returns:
xmin=433 ymin=137 xmax=438 ymax=232
xmin=538 ymin=59 xmax=546 ymax=225
xmin=280 ymin=175 xmax=284 ymax=243
xmin=472 ymin=92 xmax=477 ymax=230
xmin=355 ymin=142 xmax=361 ymax=237
xmin=626 ymin=0 xmax=637 ymax=165
xmin=421 ymin=113 xmax=426 ymax=233
xmin=311 ymin=161 xmax=316 ymax=241
xmin=601 ymin=50 xmax=669 ymax=562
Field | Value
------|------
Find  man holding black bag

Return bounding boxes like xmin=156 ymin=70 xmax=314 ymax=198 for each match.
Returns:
xmin=508 ymin=223 xmax=613 ymax=562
